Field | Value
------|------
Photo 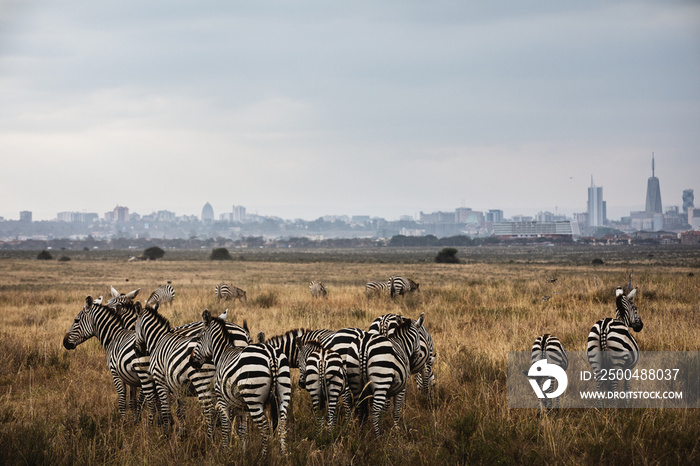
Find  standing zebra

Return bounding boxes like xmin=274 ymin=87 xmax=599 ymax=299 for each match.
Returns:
xmin=530 ymin=333 xmax=568 ymax=409
xmin=133 ymin=304 xmax=217 ymax=439
xmin=146 ymin=284 xmax=175 ymax=307
xmin=368 ymin=313 xmax=437 ymax=394
xmin=357 ymin=314 xmax=425 ymax=437
xmin=190 ymin=310 xmax=291 ymax=456
xmin=587 ymin=287 xmax=643 ymax=404
xmin=296 ymin=339 xmax=349 ymax=433
xmin=215 ymin=283 xmax=247 ymax=303
xmin=309 ymin=280 xmax=328 ymax=298
xmin=389 ymin=276 xmax=419 ymax=298
xmin=63 ymin=296 xmax=156 ymax=423
xmin=365 ymin=280 xmax=391 ymax=296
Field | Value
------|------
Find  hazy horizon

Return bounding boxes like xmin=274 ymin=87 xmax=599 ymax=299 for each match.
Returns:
xmin=2 ymin=1 xmax=698 ymax=223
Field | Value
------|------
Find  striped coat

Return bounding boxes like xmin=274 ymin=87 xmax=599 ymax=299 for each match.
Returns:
xmin=146 ymin=284 xmax=175 ymax=307
xmin=358 ymin=313 xmax=425 ymax=436
xmin=215 ymin=283 xmax=247 ymax=303
xmin=190 ymin=310 xmax=291 ymax=456
xmin=389 ymin=276 xmax=419 ymax=298
xmin=530 ymin=333 xmax=568 ymax=409
xmin=296 ymin=340 xmax=349 ymax=432
xmin=587 ymin=287 xmax=643 ymax=397
xmin=309 ymin=281 xmax=328 ymax=298
xmin=63 ymin=296 xmax=156 ymax=423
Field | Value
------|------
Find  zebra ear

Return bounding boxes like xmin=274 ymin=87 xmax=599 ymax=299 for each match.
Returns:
xmin=110 ymin=286 xmax=119 ymax=298
xmin=202 ymin=309 xmax=212 ymax=323
xmin=134 ymin=301 xmax=142 ymax=312
xmin=417 ymin=312 xmax=425 ymax=327
xmin=628 ymin=288 xmax=637 ymax=301
xmin=257 ymin=331 xmax=265 ymax=343
xmin=126 ymin=288 xmax=140 ymax=299
xmin=85 ymin=296 xmax=93 ymax=307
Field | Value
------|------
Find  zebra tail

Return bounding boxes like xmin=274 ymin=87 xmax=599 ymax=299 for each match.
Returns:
xmin=269 ymin=348 xmax=280 ymax=432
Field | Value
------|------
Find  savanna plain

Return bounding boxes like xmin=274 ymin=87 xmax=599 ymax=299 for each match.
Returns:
xmin=0 ymin=245 xmax=698 ymax=465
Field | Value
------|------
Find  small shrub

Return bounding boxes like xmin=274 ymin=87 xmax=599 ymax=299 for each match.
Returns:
xmin=141 ymin=246 xmax=165 ymax=260
xmin=210 ymin=248 xmax=233 ymax=261
xmin=37 ymin=250 xmax=53 ymax=260
xmin=58 ymin=255 xmax=71 ymax=262
xmin=592 ymin=258 xmax=604 ymax=265
xmin=252 ymin=291 xmax=278 ymax=308
xmin=435 ymin=247 xmax=460 ymax=264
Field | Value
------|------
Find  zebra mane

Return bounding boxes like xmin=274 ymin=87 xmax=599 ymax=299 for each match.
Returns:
xmin=143 ymin=303 xmax=172 ymax=330
xmin=89 ymin=300 xmax=128 ymax=328
xmin=302 ymin=339 xmax=324 ymax=352
xmin=266 ymin=328 xmax=307 ymax=345
xmin=209 ymin=315 xmax=240 ymax=347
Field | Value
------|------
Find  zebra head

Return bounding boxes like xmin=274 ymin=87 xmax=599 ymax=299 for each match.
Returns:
xmin=63 ymin=295 xmax=98 ymax=350
xmin=190 ymin=309 xmax=215 ymax=369
xmin=106 ymin=286 xmax=140 ymax=309
xmin=392 ymin=313 xmax=425 ymax=363
xmin=616 ymin=287 xmax=643 ymax=332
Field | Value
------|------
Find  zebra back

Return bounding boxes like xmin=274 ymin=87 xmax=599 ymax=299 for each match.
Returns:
xmin=266 ymin=328 xmax=334 ymax=368
xmin=365 ymin=280 xmax=390 ymax=295
xmin=531 ymin=334 xmax=568 ymax=370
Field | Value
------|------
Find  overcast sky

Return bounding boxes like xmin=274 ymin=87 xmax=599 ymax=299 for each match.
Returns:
xmin=1 ymin=1 xmax=698 ymax=222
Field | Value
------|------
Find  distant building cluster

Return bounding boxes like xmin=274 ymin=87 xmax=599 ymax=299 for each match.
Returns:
xmin=2 ymin=154 xmax=697 ymax=243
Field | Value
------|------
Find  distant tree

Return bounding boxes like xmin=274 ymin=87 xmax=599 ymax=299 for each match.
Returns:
xmin=37 ymin=250 xmax=53 ymax=260
xmin=141 ymin=246 xmax=165 ymax=260
xmin=210 ymin=247 xmax=233 ymax=261
xmin=435 ymin=247 xmax=461 ymax=264
xmin=592 ymin=258 xmax=604 ymax=265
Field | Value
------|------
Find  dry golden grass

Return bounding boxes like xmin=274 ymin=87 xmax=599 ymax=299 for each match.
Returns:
xmin=0 ymin=250 xmax=698 ymax=465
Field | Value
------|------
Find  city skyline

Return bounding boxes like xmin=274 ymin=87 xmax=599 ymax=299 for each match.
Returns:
xmin=2 ymin=2 xmax=699 ymax=222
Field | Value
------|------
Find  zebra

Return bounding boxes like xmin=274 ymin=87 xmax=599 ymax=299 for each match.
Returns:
xmin=63 ymin=296 xmax=157 ymax=423
xmin=296 ymin=339 xmax=349 ymax=433
xmin=309 ymin=280 xmax=328 ymax=298
xmin=133 ymin=303 xmax=218 ymax=439
xmin=530 ymin=334 xmax=568 ymax=410
xmin=357 ymin=314 xmax=425 ymax=437
xmin=368 ymin=314 xmax=436 ymax=394
xmin=189 ymin=310 xmax=291 ymax=456
xmin=106 ymin=286 xmax=141 ymax=309
xmin=587 ymin=287 xmax=643 ymax=405
xmin=215 ymin=283 xmax=247 ymax=303
xmin=389 ymin=276 xmax=419 ymax=298
xmin=365 ymin=280 xmax=391 ymax=296
xmin=146 ymin=284 xmax=175 ymax=307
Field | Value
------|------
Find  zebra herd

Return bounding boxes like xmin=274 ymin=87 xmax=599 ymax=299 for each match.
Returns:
xmin=63 ymin=283 xmax=435 ymax=457
xmin=365 ymin=276 xmax=419 ymax=298
xmin=530 ymin=286 xmax=644 ymax=409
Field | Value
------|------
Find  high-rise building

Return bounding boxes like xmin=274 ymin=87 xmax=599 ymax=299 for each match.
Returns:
xmin=587 ymin=177 xmax=605 ymax=227
xmin=232 ymin=205 xmax=246 ymax=222
xmin=683 ymin=189 xmax=694 ymax=213
xmin=19 ymin=211 xmax=32 ymax=222
xmin=645 ymin=154 xmax=663 ymax=214
xmin=201 ymin=202 xmax=214 ymax=223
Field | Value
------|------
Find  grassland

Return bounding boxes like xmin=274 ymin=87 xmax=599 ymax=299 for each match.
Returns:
xmin=0 ymin=246 xmax=698 ymax=465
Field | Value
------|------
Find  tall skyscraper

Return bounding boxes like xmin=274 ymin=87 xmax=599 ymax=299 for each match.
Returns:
xmin=587 ymin=177 xmax=605 ymax=227
xmin=645 ymin=153 xmax=663 ymax=214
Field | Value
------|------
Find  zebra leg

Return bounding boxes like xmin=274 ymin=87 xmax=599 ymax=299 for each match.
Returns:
xmin=155 ymin=384 xmax=172 ymax=436
xmin=217 ymin=400 xmax=232 ymax=452
xmin=391 ymin=389 xmax=407 ymax=430
xmin=131 ymin=385 xmax=142 ymax=423
xmin=110 ymin=371 xmax=128 ymax=421
xmin=312 ymin=398 xmax=324 ymax=436
xmin=371 ymin=390 xmax=389 ymax=437
xmin=196 ymin=390 xmax=215 ymax=441
xmin=248 ymin=405 xmax=270 ymax=457
xmin=175 ymin=395 xmax=187 ymax=439
xmin=341 ymin=385 xmax=353 ymax=420
xmin=237 ymin=412 xmax=248 ymax=452
xmin=277 ymin=411 xmax=288 ymax=456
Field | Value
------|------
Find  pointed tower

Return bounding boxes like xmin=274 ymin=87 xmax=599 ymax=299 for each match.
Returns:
xmin=201 ymin=202 xmax=214 ymax=223
xmin=645 ymin=153 xmax=663 ymax=214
